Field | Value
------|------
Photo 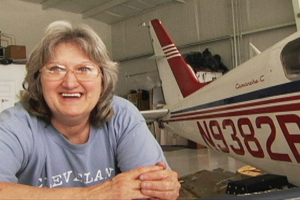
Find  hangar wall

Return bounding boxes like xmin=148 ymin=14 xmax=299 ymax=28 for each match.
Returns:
xmin=0 ymin=0 xmax=112 ymax=112
xmin=0 ymin=0 xmax=112 ymax=58
xmin=112 ymin=0 xmax=297 ymax=97
xmin=0 ymin=0 xmax=297 ymax=101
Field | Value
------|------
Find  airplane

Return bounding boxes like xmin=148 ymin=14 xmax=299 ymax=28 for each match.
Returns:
xmin=141 ymin=18 xmax=300 ymax=188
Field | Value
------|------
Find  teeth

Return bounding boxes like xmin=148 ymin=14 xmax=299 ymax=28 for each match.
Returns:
xmin=62 ymin=93 xmax=81 ymax=97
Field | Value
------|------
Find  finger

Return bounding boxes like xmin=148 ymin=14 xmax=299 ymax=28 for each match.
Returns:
xmin=140 ymin=180 xmax=181 ymax=200
xmin=127 ymin=165 xmax=164 ymax=179
xmin=140 ymin=180 xmax=180 ymax=191
xmin=156 ymin=161 xmax=167 ymax=169
xmin=140 ymin=169 xmax=178 ymax=181
xmin=130 ymin=179 xmax=144 ymax=190
xmin=141 ymin=188 xmax=180 ymax=200
xmin=111 ymin=176 xmax=141 ymax=190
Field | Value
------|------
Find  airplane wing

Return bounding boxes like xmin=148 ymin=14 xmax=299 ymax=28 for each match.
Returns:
xmin=140 ymin=109 xmax=169 ymax=123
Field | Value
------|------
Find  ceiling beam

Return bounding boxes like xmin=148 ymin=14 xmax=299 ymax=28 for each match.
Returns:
xmin=82 ymin=0 xmax=129 ymax=19
xmin=109 ymin=0 xmax=186 ymax=24
xmin=41 ymin=0 xmax=62 ymax=10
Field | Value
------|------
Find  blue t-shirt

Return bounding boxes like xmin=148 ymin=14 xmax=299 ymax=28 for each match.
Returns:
xmin=0 ymin=96 xmax=167 ymax=188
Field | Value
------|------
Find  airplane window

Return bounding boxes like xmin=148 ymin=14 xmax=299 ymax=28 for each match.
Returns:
xmin=281 ymin=37 xmax=300 ymax=80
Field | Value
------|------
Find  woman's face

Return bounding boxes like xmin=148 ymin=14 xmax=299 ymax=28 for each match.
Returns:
xmin=40 ymin=42 xmax=102 ymax=124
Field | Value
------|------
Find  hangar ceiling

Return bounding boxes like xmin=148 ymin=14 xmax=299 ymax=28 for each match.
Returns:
xmin=20 ymin=0 xmax=185 ymax=25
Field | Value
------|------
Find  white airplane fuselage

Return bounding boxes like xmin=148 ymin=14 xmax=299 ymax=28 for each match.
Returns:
xmin=146 ymin=19 xmax=300 ymax=186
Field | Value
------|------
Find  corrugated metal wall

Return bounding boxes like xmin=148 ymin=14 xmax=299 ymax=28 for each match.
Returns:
xmin=112 ymin=0 xmax=296 ymax=97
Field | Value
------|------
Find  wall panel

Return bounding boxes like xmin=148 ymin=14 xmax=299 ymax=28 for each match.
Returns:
xmin=112 ymin=0 xmax=296 ymax=97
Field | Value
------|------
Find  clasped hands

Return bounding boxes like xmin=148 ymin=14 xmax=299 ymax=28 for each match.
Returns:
xmin=87 ymin=162 xmax=181 ymax=199
xmin=138 ymin=162 xmax=181 ymax=200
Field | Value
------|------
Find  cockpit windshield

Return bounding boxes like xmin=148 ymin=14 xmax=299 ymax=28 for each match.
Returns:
xmin=281 ymin=37 xmax=300 ymax=81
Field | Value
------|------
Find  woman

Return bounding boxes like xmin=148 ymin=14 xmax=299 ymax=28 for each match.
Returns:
xmin=0 ymin=21 xmax=180 ymax=199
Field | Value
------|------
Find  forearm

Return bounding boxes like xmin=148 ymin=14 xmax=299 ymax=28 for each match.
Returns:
xmin=0 ymin=165 xmax=166 ymax=200
xmin=0 ymin=182 xmax=86 ymax=199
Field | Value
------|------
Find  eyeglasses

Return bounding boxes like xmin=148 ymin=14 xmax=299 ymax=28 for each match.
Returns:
xmin=40 ymin=64 xmax=100 ymax=81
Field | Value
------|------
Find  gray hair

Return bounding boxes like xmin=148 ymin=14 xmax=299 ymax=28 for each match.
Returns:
xmin=20 ymin=20 xmax=118 ymax=126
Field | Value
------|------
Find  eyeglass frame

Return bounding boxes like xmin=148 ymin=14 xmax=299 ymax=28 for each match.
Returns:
xmin=39 ymin=64 xmax=101 ymax=81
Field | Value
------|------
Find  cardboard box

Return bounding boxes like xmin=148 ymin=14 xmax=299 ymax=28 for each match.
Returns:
xmin=5 ymin=45 xmax=26 ymax=59
xmin=127 ymin=91 xmax=150 ymax=111
xmin=127 ymin=93 xmax=139 ymax=108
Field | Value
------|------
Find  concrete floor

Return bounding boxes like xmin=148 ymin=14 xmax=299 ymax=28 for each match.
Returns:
xmin=163 ymin=146 xmax=247 ymax=199
xmin=163 ymin=147 xmax=300 ymax=199
xmin=163 ymin=146 xmax=246 ymax=177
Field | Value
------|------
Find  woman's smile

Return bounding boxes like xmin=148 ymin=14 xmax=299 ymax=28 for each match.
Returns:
xmin=61 ymin=92 xmax=82 ymax=98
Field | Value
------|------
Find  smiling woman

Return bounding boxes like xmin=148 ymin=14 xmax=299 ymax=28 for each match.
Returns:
xmin=40 ymin=42 xmax=103 ymax=142
xmin=0 ymin=20 xmax=180 ymax=199
xmin=21 ymin=20 xmax=117 ymax=126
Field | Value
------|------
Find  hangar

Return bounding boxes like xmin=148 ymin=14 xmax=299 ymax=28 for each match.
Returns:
xmin=1 ymin=0 xmax=300 ymax=199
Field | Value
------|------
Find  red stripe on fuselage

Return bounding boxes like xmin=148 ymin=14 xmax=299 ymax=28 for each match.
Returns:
xmin=171 ymin=94 xmax=300 ymax=119
xmin=167 ymin=94 xmax=300 ymax=122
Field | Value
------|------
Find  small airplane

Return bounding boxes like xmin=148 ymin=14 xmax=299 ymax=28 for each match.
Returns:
xmin=141 ymin=19 xmax=300 ymax=187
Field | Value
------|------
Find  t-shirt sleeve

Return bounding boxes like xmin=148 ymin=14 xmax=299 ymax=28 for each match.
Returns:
xmin=111 ymin=98 xmax=168 ymax=172
xmin=0 ymin=104 xmax=35 ymax=183
xmin=0 ymin=124 xmax=26 ymax=182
